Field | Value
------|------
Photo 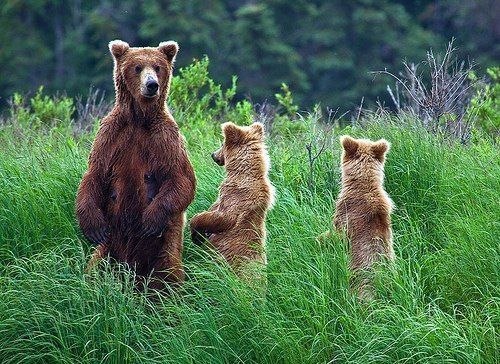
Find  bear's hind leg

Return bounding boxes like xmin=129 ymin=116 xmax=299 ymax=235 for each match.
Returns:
xmin=149 ymin=214 xmax=185 ymax=291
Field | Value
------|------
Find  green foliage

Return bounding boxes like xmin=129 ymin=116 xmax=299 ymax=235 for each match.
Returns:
xmin=469 ymin=67 xmax=500 ymax=137
xmin=9 ymin=87 xmax=74 ymax=130
xmin=270 ymin=83 xmax=309 ymax=138
xmin=275 ymin=83 xmax=299 ymax=118
xmin=170 ymin=57 xmax=253 ymax=131
xmin=230 ymin=3 xmax=307 ymax=103
xmin=270 ymin=113 xmax=311 ymax=140
xmin=408 ymin=1 xmax=499 ymax=69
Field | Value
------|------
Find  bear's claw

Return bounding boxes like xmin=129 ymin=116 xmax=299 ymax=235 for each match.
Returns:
xmin=140 ymin=223 xmax=164 ymax=238
xmin=85 ymin=226 xmax=109 ymax=245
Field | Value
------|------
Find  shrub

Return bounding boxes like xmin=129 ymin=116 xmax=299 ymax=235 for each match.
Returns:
xmin=275 ymin=83 xmax=299 ymax=119
xmin=378 ymin=41 xmax=476 ymax=143
xmin=170 ymin=57 xmax=253 ymax=129
xmin=9 ymin=86 xmax=74 ymax=130
xmin=468 ymin=66 xmax=500 ymax=138
xmin=269 ymin=84 xmax=309 ymax=138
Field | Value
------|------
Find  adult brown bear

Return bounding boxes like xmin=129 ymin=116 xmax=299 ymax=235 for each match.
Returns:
xmin=76 ymin=40 xmax=196 ymax=289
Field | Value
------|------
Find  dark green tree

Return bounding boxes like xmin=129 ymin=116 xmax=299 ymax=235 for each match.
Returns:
xmin=229 ymin=3 xmax=307 ymax=102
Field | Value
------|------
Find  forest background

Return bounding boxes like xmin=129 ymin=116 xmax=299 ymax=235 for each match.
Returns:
xmin=1 ymin=0 xmax=498 ymax=113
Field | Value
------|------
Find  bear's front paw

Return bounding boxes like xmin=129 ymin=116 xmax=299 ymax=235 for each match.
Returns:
xmin=141 ymin=211 xmax=166 ymax=238
xmin=84 ymin=224 xmax=110 ymax=245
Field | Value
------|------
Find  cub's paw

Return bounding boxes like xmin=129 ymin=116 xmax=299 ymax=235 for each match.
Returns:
xmin=190 ymin=229 xmax=208 ymax=245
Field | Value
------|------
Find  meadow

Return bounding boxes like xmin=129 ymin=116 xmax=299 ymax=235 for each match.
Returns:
xmin=0 ymin=61 xmax=498 ymax=363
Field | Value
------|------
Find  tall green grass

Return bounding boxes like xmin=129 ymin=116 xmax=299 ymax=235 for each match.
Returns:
xmin=0 ymin=95 xmax=498 ymax=362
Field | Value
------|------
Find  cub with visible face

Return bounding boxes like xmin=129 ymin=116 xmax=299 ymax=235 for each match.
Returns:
xmin=76 ymin=40 xmax=196 ymax=290
xmin=333 ymin=136 xmax=395 ymax=297
xmin=190 ymin=122 xmax=275 ymax=276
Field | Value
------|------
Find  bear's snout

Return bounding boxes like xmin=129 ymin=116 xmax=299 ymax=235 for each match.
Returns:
xmin=141 ymin=71 xmax=159 ymax=98
xmin=211 ymin=152 xmax=224 ymax=166
xmin=146 ymin=78 xmax=158 ymax=95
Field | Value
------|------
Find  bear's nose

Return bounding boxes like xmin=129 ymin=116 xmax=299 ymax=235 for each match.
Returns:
xmin=146 ymin=79 xmax=159 ymax=94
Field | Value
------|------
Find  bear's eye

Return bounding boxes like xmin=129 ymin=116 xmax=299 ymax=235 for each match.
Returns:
xmin=154 ymin=65 xmax=160 ymax=73
xmin=134 ymin=65 xmax=142 ymax=74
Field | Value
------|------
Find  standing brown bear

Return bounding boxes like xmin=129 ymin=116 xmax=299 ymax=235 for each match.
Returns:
xmin=190 ymin=122 xmax=275 ymax=278
xmin=76 ymin=40 xmax=196 ymax=289
xmin=333 ymin=136 xmax=395 ymax=298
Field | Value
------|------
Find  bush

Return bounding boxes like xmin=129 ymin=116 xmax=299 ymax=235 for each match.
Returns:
xmin=170 ymin=57 xmax=253 ymax=130
xmin=275 ymin=83 xmax=299 ymax=119
xmin=268 ymin=83 xmax=310 ymax=138
xmin=468 ymin=66 xmax=500 ymax=138
xmin=379 ymin=42 xmax=476 ymax=143
xmin=9 ymin=86 xmax=74 ymax=130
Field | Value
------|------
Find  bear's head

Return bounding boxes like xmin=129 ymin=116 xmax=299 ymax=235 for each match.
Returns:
xmin=339 ymin=135 xmax=390 ymax=182
xmin=109 ymin=40 xmax=179 ymax=106
xmin=212 ymin=122 xmax=267 ymax=172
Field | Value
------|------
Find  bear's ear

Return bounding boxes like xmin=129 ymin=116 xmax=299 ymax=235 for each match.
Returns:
xmin=222 ymin=122 xmax=245 ymax=145
xmin=372 ymin=139 xmax=390 ymax=162
xmin=251 ymin=122 xmax=265 ymax=140
xmin=340 ymin=135 xmax=359 ymax=157
xmin=109 ymin=40 xmax=129 ymax=59
xmin=158 ymin=41 xmax=179 ymax=63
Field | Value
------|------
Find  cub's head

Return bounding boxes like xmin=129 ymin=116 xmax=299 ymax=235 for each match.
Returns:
xmin=212 ymin=122 xmax=266 ymax=168
xmin=339 ymin=135 xmax=390 ymax=179
xmin=109 ymin=40 xmax=179 ymax=104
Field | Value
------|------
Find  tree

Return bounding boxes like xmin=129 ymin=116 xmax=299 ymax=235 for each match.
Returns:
xmin=229 ymin=3 xmax=307 ymax=102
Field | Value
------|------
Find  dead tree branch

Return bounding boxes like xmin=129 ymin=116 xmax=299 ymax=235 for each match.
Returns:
xmin=372 ymin=40 xmax=477 ymax=143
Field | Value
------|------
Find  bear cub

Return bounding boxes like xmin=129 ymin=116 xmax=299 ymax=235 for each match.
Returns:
xmin=190 ymin=122 xmax=275 ymax=277
xmin=333 ymin=136 xmax=395 ymax=298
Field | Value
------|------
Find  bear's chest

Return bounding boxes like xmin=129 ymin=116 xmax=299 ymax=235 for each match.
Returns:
xmin=106 ymin=128 xmax=167 ymax=174
xmin=105 ymin=130 xmax=165 ymax=210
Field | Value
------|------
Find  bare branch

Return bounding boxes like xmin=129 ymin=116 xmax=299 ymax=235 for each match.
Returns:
xmin=375 ymin=40 xmax=477 ymax=143
xmin=75 ymin=87 xmax=111 ymax=133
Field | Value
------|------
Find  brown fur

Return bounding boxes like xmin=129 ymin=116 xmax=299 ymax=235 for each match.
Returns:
xmin=190 ymin=122 xmax=275 ymax=275
xmin=333 ymin=136 xmax=394 ymax=298
xmin=76 ymin=40 xmax=195 ymax=290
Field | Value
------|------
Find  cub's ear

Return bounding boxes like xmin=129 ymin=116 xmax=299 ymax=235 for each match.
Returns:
xmin=372 ymin=139 xmax=390 ymax=162
xmin=251 ymin=122 xmax=265 ymax=140
xmin=109 ymin=40 xmax=129 ymax=59
xmin=158 ymin=41 xmax=179 ymax=63
xmin=340 ymin=135 xmax=359 ymax=156
xmin=222 ymin=122 xmax=245 ymax=145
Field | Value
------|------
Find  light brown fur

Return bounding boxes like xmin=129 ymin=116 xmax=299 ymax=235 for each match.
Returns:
xmin=333 ymin=136 xmax=394 ymax=298
xmin=190 ymin=122 xmax=275 ymax=276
